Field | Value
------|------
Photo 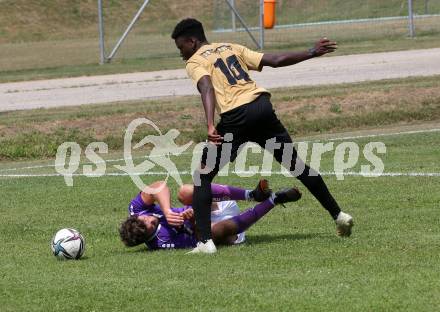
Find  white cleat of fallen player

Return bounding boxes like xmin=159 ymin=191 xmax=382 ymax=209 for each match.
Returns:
xmin=335 ymin=211 xmax=354 ymax=237
xmin=188 ymin=239 xmax=217 ymax=254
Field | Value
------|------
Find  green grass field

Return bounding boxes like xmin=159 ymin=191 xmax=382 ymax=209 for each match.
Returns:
xmin=1 ymin=1 xmax=440 ymax=309
xmin=1 ymin=127 xmax=439 ymax=311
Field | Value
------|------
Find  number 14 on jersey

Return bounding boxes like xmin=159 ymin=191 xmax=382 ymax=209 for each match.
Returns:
xmin=214 ymin=55 xmax=252 ymax=85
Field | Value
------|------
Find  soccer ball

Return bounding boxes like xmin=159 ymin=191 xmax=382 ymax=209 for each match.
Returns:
xmin=51 ymin=228 xmax=85 ymax=260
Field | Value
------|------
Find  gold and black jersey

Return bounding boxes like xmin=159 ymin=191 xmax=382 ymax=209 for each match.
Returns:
xmin=186 ymin=43 xmax=269 ymax=114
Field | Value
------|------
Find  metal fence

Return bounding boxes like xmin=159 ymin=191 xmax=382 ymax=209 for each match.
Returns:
xmin=257 ymin=0 xmax=440 ymax=50
xmin=101 ymin=0 xmax=440 ymax=62
xmin=1 ymin=0 xmax=439 ymax=72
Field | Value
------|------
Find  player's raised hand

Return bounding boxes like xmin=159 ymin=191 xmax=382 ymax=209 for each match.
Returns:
xmin=311 ymin=37 xmax=338 ymax=57
xmin=207 ymin=125 xmax=223 ymax=145
xmin=181 ymin=208 xmax=194 ymax=221
xmin=164 ymin=210 xmax=184 ymax=226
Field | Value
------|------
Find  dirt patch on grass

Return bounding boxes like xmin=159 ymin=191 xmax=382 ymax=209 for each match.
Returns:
xmin=274 ymin=87 xmax=440 ymax=122
xmin=29 ymin=105 xmax=206 ymax=139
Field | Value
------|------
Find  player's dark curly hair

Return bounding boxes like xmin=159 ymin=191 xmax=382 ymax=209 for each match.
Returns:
xmin=119 ymin=216 xmax=149 ymax=247
xmin=171 ymin=18 xmax=207 ymax=41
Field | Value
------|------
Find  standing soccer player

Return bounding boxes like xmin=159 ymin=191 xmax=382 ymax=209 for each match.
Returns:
xmin=171 ymin=18 xmax=353 ymax=253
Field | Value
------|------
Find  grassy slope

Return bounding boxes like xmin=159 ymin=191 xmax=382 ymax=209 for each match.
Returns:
xmin=2 ymin=0 xmax=439 ymax=43
xmin=0 ymin=0 xmax=439 ymax=81
xmin=1 ymin=75 xmax=439 ymax=160
xmin=0 ymin=131 xmax=439 ymax=311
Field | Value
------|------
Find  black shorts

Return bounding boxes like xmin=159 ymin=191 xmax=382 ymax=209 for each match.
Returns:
xmin=200 ymin=93 xmax=294 ymax=170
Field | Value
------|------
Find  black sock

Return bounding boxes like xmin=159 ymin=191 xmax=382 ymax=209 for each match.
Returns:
xmin=192 ymin=174 xmax=214 ymax=241
xmin=248 ymin=190 xmax=255 ymax=200
xmin=271 ymin=140 xmax=342 ymax=220
xmin=297 ymin=167 xmax=341 ymax=220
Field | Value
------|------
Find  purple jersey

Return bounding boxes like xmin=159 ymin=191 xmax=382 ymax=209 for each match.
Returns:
xmin=145 ymin=207 xmax=198 ymax=250
xmin=128 ymin=193 xmax=197 ymax=250
xmin=128 ymin=192 xmax=163 ymax=218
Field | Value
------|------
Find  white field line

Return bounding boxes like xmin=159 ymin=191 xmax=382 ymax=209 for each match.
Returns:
xmin=1 ymin=171 xmax=439 ymax=178
xmin=310 ymin=128 xmax=440 ymax=142
xmin=0 ymin=127 xmax=439 ymax=173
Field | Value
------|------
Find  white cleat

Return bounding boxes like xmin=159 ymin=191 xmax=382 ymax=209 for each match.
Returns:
xmin=335 ymin=212 xmax=354 ymax=237
xmin=187 ymin=239 xmax=217 ymax=254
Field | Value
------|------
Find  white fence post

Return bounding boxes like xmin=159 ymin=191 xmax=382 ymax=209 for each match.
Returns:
xmin=230 ymin=0 xmax=236 ymax=32
xmin=259 ymin=0 xmax=264 ymax=50
xmin=224 ymin=0 xmax=261 ymax=49
xmin=98 ymin=0 xmax=106 ymax=64
xmin=408 ymin=0 xmax=415 ymax=37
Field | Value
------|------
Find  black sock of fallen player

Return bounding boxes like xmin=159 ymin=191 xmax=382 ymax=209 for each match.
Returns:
xmin=192 ymin=174 xmax=214 ymax=242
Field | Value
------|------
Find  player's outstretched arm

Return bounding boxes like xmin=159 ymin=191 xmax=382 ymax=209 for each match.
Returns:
xmin=197 ymin=75 xmax=223 ymax=145
xmin=260 ymin=38 xmax=337 ymax=68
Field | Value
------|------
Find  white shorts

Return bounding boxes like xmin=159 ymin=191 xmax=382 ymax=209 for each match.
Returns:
xmin=211 ymin=200 xmax=245 ymax=244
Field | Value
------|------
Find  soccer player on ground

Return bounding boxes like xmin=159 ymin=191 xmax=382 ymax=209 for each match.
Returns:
xmin=119 ymin=180 xmax=301 ymax=251
xmin=171 ymin=18 xmax=354 ymax=253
